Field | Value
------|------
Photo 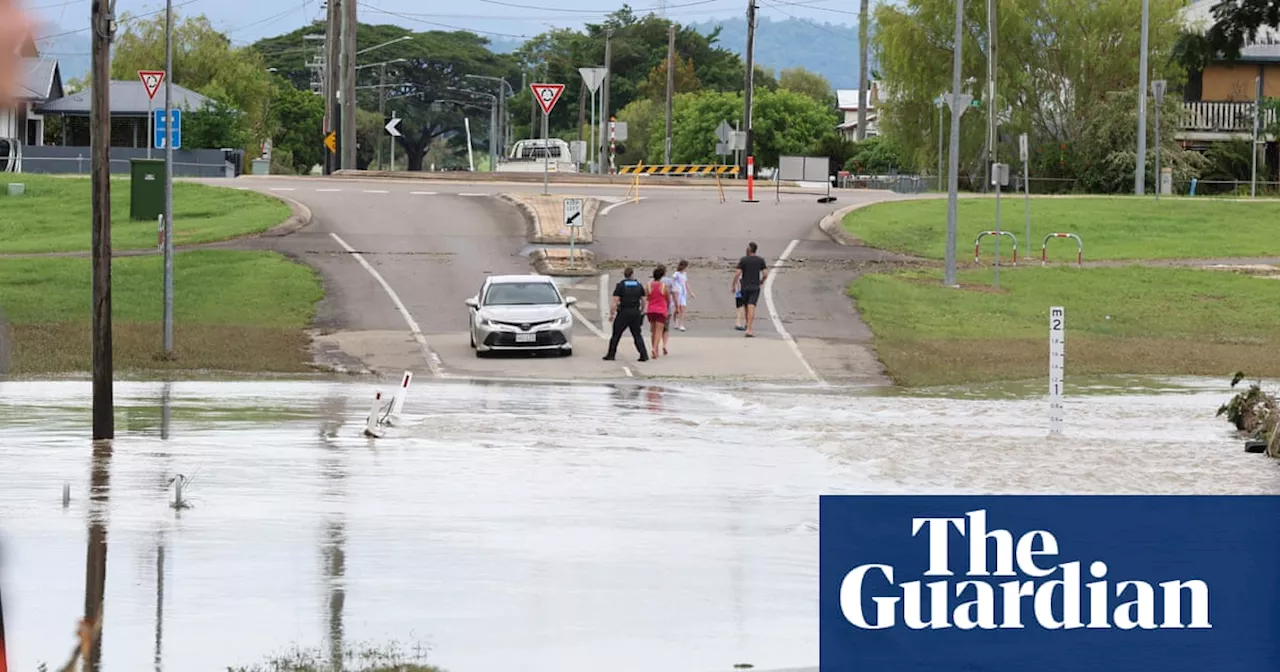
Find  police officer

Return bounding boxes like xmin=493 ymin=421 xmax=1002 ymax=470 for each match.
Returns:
xmin=603 ymin=267 xmax=649 ymax=361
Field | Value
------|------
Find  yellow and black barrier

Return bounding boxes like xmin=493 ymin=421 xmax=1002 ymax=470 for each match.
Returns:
xmin=618 ymin=164 xmax=740 ymax=175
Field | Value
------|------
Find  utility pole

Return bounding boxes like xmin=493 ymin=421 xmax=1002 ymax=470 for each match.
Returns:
xmin=742 ymin=0 xmax=757 ymax=180
xmin=1136 ymin=0 xmax=1150 ymax=195
xmin=341 ymin=0 xmax=357 ymax=170
xmin=600 ymin=31 xmax=612 ymax=175
xmin=985 ymin=0 xmax=997 ymax=190
xmin=162 ymin=0 xmax=174 ymax=355
xmin=665 ymin=23 xmax=675 ymax=164
xmin=856 ymin=0 xmax=869 ymax=141
xmin=325 ymin=0 xmax=340 ymax=175
xmin=90 ymin=0 xmax=115 ymax=440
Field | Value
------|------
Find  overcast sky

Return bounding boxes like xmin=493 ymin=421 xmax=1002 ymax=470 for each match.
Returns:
xmin=28 ymin=0 xmax=861 ymax=48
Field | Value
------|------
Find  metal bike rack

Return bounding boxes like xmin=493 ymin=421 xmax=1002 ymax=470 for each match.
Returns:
xmin=1040 ymin=232 xmax=1083 ymax=266
xmin=974 ymin=230 xmax=1018 ymax=265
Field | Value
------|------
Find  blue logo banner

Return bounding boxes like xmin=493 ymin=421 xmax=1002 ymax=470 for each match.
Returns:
xmin=819 ymin=496 xmax=1280 ymax=671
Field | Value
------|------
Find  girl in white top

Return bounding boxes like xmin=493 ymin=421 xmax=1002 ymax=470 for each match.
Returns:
xmin=671 ymin=260 xmax=694 ymax=331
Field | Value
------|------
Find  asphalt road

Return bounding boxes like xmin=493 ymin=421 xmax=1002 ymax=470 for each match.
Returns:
xmin=213 ymin=175 xmax=915 ymax=385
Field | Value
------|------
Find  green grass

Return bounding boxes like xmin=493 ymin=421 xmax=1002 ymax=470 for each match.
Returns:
xmin=843 ymin=196 xmax=1280 ymax=262
xmin=0 ymin=174 xmax=289 ymax=254
xmin=0 ymin=250 xmax=324 ymax=373
xmin=850 ymin=265 xmax=1280 ymax=386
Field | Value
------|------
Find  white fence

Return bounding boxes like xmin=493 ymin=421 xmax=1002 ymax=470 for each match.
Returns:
xmin=1181 ymin=102 xmax=1278 ymax=133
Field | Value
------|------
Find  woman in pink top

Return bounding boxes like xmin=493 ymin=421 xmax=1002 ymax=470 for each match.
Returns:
xmin=646 ymin=265 xmax=671 ymax=359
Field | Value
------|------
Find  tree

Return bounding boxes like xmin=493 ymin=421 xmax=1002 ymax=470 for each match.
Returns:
xmin=844 ymin=135 xmax=908 ymax=174
xmin=268 ymin=76 xmax=324 ymax=174
xmin=655 ymin=88 xmax=837 ymax=168
xmin=779 ymin=67 xmax=834 ymax=106
xmin=616 ymin=98 xmax=659 ymax=164
xmin=111 ymin=11 xmax=273 ymax=151
xmin=643 ymin=56 xmax=702 ymax=101
xmin=872 ymin=0 xmax=1186 ymax=183
xmin=1193 ymin=0 xmax=1280 ymax=63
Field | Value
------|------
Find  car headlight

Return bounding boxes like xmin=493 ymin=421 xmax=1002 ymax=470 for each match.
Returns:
xmin=477 ymin=316 xmax=494 ymax=327
xmin=553 ymin=314 xmax=572 ymax=327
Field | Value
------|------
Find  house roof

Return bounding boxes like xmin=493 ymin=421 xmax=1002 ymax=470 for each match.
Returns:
xmin=36 ymin=81 xmax=211 ymax=115
xmin=20 ymin=58 xmax=60 ymax=101
xmin=1183 ymin=0 xmax=1280 ymax=61
xmin=836 ymin=87 xmax=878 ymax=110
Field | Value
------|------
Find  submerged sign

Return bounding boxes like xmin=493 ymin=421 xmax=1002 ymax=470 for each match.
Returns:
xmin=819 ymin=496 xmax=1280 ymax=671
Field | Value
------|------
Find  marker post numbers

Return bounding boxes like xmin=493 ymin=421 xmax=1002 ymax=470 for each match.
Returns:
xmin=1049 ymin=306 xmax=1065 ymax=434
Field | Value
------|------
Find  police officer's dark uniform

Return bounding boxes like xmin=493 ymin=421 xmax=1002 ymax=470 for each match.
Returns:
xmin=603 ymin=270 xmax=649 ymax=361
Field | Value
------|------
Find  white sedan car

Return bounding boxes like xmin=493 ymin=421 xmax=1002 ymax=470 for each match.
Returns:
xmin=466 ymin=275 xmax=577 ymax=357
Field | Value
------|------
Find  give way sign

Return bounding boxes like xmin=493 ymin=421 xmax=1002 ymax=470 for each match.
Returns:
xmin=530 ymin=83 xmax=565 ymax=116
xmin=138 ymin=70 xmax=165 ymax=100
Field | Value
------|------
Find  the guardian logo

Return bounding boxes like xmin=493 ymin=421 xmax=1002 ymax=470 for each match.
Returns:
xmin=840 ymin=509 xmax=1212 ymax=631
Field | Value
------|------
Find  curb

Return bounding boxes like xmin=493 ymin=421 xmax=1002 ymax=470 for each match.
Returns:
xmin=497 ymin=193 xmax=598 ymax=244
xmin=260 ymin=192 xmax=314 ymax=237
xmin=531 ymin=248 xmax=599 ymax=277
xmin=496 ymin=193 xmax=541 ymax=242
xmin=819 ymin=201 xmax=878 ymax=246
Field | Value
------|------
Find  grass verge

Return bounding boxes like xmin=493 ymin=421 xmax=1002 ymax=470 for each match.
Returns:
xmin=0 ymin=174 xmax=289 ymax=254
xmin=843 ymin=197 xmax=1280 ymax=261
xmin=850 ymin=265 xmax=1280 ymax=387
xmin=0 ymin=250 xmax=323 ymax=374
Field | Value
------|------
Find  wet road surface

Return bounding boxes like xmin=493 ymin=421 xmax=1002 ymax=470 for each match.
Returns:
xmin=1 ymin=377 xmax=1276 ymax=672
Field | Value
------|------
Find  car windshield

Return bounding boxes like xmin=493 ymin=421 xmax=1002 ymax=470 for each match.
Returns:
xmin=483 ymin=281 xmax=562 ymax=306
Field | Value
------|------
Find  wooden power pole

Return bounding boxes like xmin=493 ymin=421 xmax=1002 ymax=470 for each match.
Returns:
xmin=742 ymin=0 xmax=757 ymax=179
xmin=341 ymin=0 xmax=357 ymax=170
xmin=325 ymin=0 xmax=341 ymax=174
xmin=664 ymin=23 xmax=675 ymax=165
xmin=90 ymin=0 xmax=115 ymax=440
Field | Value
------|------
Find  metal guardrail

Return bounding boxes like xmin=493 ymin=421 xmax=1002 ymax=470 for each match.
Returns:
xmin=16 ymin=155 xmax=231 ymax=177
xmin=618 ymin=164 xmax=740 ymax=175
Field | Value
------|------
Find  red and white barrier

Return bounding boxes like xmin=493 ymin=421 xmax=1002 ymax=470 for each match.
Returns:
xmin=973 ymin=230 xmax=1018 ymax=266
xmin=744 ymin=155 xmax=758 ymax=202
xmin=1040 ymin=232 xmax=1084 ymax=266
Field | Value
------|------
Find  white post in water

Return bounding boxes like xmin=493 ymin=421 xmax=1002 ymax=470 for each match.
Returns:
xmin=390 ymin=371 xmax=412 ymax=418
xmin=364 ymin=391 xmax=384 ymax=438
xmin=172 ymin=474 xmax=185 ymax=509
xmin=1049 ymin=306 xmax=1065 ymax=434
xmin=62 ymin=482 xmax=70 ymax=508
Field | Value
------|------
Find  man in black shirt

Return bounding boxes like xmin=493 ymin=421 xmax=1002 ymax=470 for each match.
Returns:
xmin=603 ymin=267 xmax=649 ymax=361
xmin=732 ymin=241 xmax=769 ymax=337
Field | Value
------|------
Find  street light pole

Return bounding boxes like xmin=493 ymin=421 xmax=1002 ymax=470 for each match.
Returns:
xmin=1136 ymin=0 xmax=1150 ymax=195
xmin=944 ymin=0 xmax=965 ymax=288
xmin=163 ymin=0 xmax=174 ymax=355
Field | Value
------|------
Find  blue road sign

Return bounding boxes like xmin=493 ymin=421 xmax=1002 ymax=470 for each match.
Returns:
xmin=153 ymin=109 xmax=182 ymax=150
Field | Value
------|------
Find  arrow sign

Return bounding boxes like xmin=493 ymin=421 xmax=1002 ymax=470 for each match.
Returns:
xmin=563 ymin=197 xmax=584 ymax=228
xmin=530 ymin=83 xmax=566 ymax=116
xmin=384 ymin=116 xmax=402 ymax=137
xmin=324 ymin=131 xmax=336 ymax=154
xmin=715 ymin=120 xmax=733 ymax=143
xmin=138 ymin=70 xmax=165 ymax=100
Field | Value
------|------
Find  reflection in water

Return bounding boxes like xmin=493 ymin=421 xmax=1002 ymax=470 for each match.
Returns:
xmin=645 ymin=386 xmax=665 ymax=413
xmin=159 ymin=382 xmax=171 ymax=441
xmin=320 ymin=397 xmax=348 ymax=671
xmin=154 ymin=536 xmax=164 ymax=672
xmin=81 ymin=439 xmax=113 ymax=672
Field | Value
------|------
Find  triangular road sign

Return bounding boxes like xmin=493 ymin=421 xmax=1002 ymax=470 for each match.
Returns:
xmin=715 ymin=120 xmax=733 ymax=143
xmin=138 ymin=70 xmax=165 ymax=100
xmin=530 ymin=83 xmax=565 ymax=116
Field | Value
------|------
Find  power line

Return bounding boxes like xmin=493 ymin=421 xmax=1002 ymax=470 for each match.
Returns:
xmin=766 ymin=0 xmax=860 ymax=17
xmin=366 ymin=7 xmax=534 ymax=39
xmin=224 ymin=1 xmax=311 ymax=36
xmin=468 ymin=0 xmax=723 ymax=13
xmin=757 ymin=0 xmax=847 ymax=36
xmin=34 ymin=0 xmax=202 ymax=40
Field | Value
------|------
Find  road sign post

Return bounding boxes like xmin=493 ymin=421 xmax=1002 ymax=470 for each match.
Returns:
xmin=384 ymin=115 xmax=402 ymax=171
xmin=530 ymin=83 xmax=565 ymax=195
xmin=991 ymin=162 xmax=1010 ymax=288
xmin=1019 ymin=133 xmax=1031 ymax=262
xmin=139 ymin=70 xmax=165 ymax=159
xmin=564 ymin=197 xmax=584 ymax=269
xmin=579 ymin=68 xmax=606 ymax=172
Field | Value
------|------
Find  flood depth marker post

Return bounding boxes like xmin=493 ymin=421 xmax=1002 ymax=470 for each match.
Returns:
xmin=1049 ymin=306 xmax=1065 ymax=435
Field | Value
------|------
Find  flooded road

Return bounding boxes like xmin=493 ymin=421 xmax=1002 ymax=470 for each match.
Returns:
xmin=0 ymin=378 xmax=1275 ymax=672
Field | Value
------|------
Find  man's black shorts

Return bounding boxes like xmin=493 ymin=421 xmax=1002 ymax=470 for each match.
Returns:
xmin=740 ymin=288 xmax=761 ymax=306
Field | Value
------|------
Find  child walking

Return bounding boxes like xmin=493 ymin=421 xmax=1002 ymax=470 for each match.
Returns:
xmin=733 ymin=275 xmax=746 ymax=331
xmin=671 ymin=260 xmax=694 ymax=331
xmin=646 ymin=266 xmax=671 ymax=359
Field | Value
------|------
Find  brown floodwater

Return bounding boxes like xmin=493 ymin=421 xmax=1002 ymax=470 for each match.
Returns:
xmin=0 ymin=377 xmax=1274 ymax=672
